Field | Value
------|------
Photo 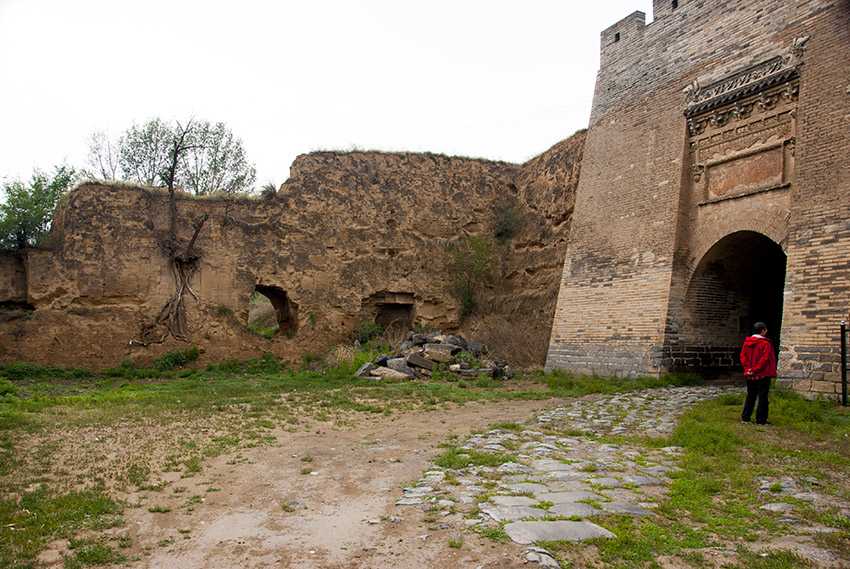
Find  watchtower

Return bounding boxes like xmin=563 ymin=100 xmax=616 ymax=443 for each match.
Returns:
xmin=547 ymin=0 xmax=850 ymax=397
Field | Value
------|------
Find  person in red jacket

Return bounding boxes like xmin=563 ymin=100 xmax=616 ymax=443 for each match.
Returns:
xmin=740 ymin=322 xmax=777 ymax=425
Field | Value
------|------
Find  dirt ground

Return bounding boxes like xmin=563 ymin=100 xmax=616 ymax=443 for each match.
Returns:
xmin=38 ymin=399 xmax=560 ymax=569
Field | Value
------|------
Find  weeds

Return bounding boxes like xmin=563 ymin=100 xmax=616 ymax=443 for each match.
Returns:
xmin=433 ymin=445 xmax=513 ymax=469
xmin=153 ymin=345 xmax=200 ymax=371
xmin=0 ymin=488 xmax=121 ymax=567
xmin=475 ymin=524 xmax=509 ymax=543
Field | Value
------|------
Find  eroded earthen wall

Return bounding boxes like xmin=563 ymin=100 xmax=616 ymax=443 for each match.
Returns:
xmin=0 ymin=135 xmax=583 ymax=368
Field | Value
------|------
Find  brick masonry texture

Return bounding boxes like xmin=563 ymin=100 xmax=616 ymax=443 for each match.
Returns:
xmin=547 ymin=0 xmax=850 ymax=397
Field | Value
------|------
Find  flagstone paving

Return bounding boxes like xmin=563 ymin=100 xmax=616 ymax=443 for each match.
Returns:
xmin=394 ymin=384 xmax=850 ymax=568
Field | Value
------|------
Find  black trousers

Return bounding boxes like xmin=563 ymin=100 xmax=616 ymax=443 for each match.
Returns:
xmin=742 ymin=377 xmax=771 ymax=424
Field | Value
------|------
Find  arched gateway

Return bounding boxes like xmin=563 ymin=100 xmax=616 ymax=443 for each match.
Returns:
xmin=679 ymin=232 xmax=787 ymax=378
xmin=546 ymin=0 xmax=850 ymax=398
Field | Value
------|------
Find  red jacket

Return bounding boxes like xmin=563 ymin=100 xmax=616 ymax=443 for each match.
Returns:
xmin=740 ymin=335 xmax=777 ymax=379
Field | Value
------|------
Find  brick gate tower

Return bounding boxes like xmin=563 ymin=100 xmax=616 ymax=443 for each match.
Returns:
xmin=546 ymin=0 xmax=850 ymax=397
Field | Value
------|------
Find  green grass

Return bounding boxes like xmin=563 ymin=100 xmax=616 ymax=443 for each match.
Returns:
xmin=475 ymin=524 xmax=509 ymax=543
xmin=432 ymin=446 xmax=513 ymax=469
xmin=0 ymin=488 xmax=121 ymax=568
xmin=7 ymin=358 xmax=690 ymax=564
xmin=10 ymin=357 xmax=827 ymax=568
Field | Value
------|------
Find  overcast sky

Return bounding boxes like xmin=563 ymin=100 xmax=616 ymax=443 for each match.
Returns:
xmin=0 ymin=0 xmax=653 ymax=188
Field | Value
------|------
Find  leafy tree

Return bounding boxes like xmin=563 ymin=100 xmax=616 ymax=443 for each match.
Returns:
xmin=446 ymin=235 xmax=497 ymax=318
xmin=118 ymin=118 xmax=174 ymax=186
xmin=0 ymin=165 xmax=77 ymax=250
xmin=179 ymin=121 xmax=256 ymax=196
xmin=85 ymin=117 xmax=256 ymax=195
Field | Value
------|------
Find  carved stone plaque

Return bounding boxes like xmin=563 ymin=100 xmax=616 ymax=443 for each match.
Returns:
xmin=708 ymin=146 xmax=783 ymax=199
xmin=683 ymin=38 xmax=808 ymax=204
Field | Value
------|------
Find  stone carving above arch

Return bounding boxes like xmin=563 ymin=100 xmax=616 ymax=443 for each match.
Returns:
xmin=686 ymin=85 xmax=797 ymax=203
xmin=683 ymin=37 xmax=806 ymax=205
xmin=683 ymin=36 xmax=808 ymax=118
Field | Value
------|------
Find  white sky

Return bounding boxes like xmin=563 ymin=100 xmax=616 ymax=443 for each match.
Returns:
xmin=0 ymin=0 xmax=653 ymax=188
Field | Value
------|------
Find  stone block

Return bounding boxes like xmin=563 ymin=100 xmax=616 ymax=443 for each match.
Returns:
xmin=504 ymin=520 xmax=615 ymax=544
xmin=443 ymin=334 xmax=467 ymax=348
xmin=406 ymin=352 xmax=437 ymax=370
xmin=811 ymin=380 xmax=838 ymax=393
xmin=424 ymin=344 xmax=455 ymax=362
xmin=466 ymin=341 xmax=488 ymax=356
xmin=459 ymin=368 xmax=494 ymax=377
xmin=386 ymin=358 xmax=416 ymax=376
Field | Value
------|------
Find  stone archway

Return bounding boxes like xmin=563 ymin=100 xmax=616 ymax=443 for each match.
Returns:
xmin=678 ymin=231 xmax=786 ymax=376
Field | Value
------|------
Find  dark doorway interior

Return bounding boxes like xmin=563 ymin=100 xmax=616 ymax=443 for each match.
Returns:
xmin=680 ymin=231 xmax=786 ymax=375
xmin=361 ymin=291 xmax=415 ymax=332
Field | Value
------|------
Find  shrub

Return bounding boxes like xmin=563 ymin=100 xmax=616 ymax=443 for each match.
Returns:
xmin=2 ymin=361 xmax=44 ymax=381
xmin=354 ymin=322 xmax=383 ymax=344
xmin=0 ymin=379 xmax=17 ymax=397
xmin=446 ymin=235 xmax=497 ymax=319
xmin=455 ymin=351 xmax=483 ymax=370
xmin=494 ymin=205 xmax=523 ymax=243
xmin=153 ymin=346 xmax=199 ymax=371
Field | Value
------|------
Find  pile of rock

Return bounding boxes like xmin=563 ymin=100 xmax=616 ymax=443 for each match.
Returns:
xmin=354 ymin=331 xmax=512 ymax=380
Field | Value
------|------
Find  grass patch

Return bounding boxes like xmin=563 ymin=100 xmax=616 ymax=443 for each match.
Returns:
xmin=432 ymin=446 xmax=513 ymax=469
xmin=0 ymin=488 xmax=121 ymax=567
xmin=475 ymin=524 xmax=509 ymax=543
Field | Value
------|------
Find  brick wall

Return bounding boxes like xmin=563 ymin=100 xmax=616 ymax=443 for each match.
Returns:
xmin=548 ymin=0 xmax=850 ymax=397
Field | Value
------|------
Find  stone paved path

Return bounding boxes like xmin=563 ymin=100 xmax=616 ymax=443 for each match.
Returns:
xmin=395 ymin=384 xmax=850 ymax=568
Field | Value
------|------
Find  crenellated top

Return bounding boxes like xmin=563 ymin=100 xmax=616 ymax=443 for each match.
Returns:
xmin=600 ymin=11 xmax=646 ymax=54
xmin=599 ymin=0 xmax=695 ymax=58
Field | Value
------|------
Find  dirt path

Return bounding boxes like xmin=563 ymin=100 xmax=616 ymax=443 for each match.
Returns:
xmin=118 ymin=398 xmax=560 ymax=569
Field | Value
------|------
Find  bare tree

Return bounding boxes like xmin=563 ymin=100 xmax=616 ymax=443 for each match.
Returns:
xmin=134 ymin=120 xmax=210 ymax=345
xmin=84 ymin=131 xmax=120 ymax=180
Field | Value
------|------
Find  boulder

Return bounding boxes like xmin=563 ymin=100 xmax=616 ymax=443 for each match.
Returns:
xmin=371 ymin=366 xmax=411 ymax=380
xmin=443 ymin=334 xmax=468 ymax=348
